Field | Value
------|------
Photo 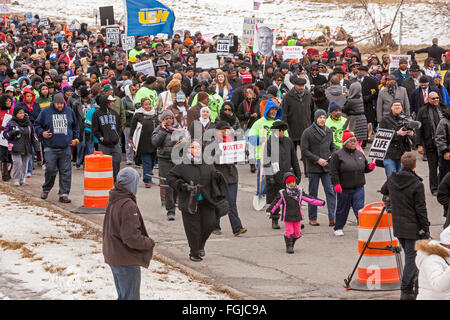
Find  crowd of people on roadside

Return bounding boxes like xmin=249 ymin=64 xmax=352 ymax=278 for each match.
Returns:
xmin=0 ymin=13 xmax=449 ymax=300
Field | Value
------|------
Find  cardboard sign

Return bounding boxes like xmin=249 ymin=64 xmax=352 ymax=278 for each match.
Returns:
xmin=121 ymin=34 xmax=135 ymax=51
xmin=217 ymin=37 xmax=231 ymax=58
xmin=133 ymin=60 xmax=155 ymax=76
xmin=282 ymin=46 xmax=303 ymax=60
xmin=242 ymin=17 xmax=264 ymax=48
xmin=368 ymin=128 xmax=395 ymax=160
xmin=196 ymin=53 xmax=218 ymax=70
xmin=106 ymin=27 xmax=120 ymax=46
xmin=99 ymin=6 xmax=115 ymax=26
xmin=217 ymin=141 xmax=246 ymax=164
xmin=389 ymin=55 xmax=411 ymax=69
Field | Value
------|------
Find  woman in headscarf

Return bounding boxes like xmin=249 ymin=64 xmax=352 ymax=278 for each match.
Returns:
xmin=122 ymin=83 xmax=137 ymax=165
xmin=343 ymin=82 xmax=367 ymax=152
xmin=188 ymin=106 xmax=215 ymax=144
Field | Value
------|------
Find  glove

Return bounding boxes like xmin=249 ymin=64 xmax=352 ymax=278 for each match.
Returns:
xmin=368 ymin=162 xmax=376 ymax=171
xmin=334 ymin=184 xmax=342 ymax=194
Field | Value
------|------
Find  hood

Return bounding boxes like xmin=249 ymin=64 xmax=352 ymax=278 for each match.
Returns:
xmin=263 ymin=98 xmax=282 ymax=120
xmin=98 ymin=95 xmax=109 ymax=112
xmin=22 ymin=87 xmax=36 ymax=107
xmin=108 ymin=183 xmax=137 ymax=205
xmin=389 ymin=169 xmax=422 ymax=191
xmin=415 ymin=240 xmax=450 ymax=269
xmin=327 ymin=85 xmax=344 ymax=96
xmin=116 ymin=167 xmax=140 ymax=196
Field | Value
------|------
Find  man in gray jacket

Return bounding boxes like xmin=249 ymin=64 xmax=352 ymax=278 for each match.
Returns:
xmin=377 ymin=74 xmax=410 ymax=123
xmin=325 ymin=75 xmax=347 ymax=108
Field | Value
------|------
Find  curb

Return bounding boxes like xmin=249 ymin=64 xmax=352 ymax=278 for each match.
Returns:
xmin=0 ymin=182 xmax=254 ymax=300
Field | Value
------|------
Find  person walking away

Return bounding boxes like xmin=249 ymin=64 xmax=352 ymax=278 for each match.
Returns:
xmin=129 ymin=98 xmax=158 ymax=188
xmin=264 ymin=120 xmax=302 ymax=229
xmin=301 ymin=109 xmax=337 ymax=226
xmin=380 ymin=152 xmax=431 ymax=300
xmin=0 ymin=94 xmax=13 ymax=181
xmin=122 ymin=84 xmax=137 ymax=165
xmin=102 ymin=167 xmax=155 ymax=300
xmin=416 ymin=91 xmax=446 ymax=195
xmin=3 ymin=107 xmax=38 ymax=186
xmin=267 ymin=173 xmax=325 ymax=253
xmin=92 ymin=94 xmax=122 ymax=181
xmin=325 ymin=102 xmax=347 ymax=149
xmin=415 ymin=226 xmax=450 ymax=300
xmin=74 ymin=86 xmax=96 ymax=168
xmin=436 ymin=107 xmax=450 ymax=181
xmin=330 ymin=130 xmax=375 ymax=236
xmin=34 ymin=93 xmax=79 ymax=203
xmin=343 ymin=82 xmax=368 ymax=152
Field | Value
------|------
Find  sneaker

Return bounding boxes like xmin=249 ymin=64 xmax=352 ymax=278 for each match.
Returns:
xmin=26 ymin=173 xmax=32 ymax=178
xmin=20 ymin=181 xmax=28 ymax=186
xmin=145 ymin=183 xmax=151 ymax=189
xmin=14 ymin=181 xmax=20 ymax=186
xmin=75 ymin=163 xmax=81 ymax=169
xmin=212 ymin=229 xmax=222 ymax=235
xmin=59 ymin=196 xmax=71 ymax=203
xmin=250 ymin=164 xmax=256 ymax=173
xmin=233 ymin=228 xmax=248 ymax=236
xmin=167 ymin=213 xmax=175 ymax=221
xmin=334 ymin=229 xmax=344 ymax=236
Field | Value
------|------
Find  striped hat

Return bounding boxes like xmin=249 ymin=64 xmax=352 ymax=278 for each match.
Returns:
xmin=342 ymin=130 xmax=356 ymax=145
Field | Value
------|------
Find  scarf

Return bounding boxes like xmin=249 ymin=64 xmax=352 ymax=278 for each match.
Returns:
xmin=387 ymin=84 xmax=397 ymax=98
xmin=165 ymin=120 xmax=180 ymax=133
xmin=135 ymin=107 xmax=156 ymax=117
xmin=286 ymin=185 xmax=301 ymax=201
xmin=199 ymin=117 xmax=210 ymax=127
xmin=12 ymin=114 xmax=30 ymax=127
xmin=219 ymin=108 xmax=237 ymax=127
xmin=313 ymin=122 xmax=327 ymax=137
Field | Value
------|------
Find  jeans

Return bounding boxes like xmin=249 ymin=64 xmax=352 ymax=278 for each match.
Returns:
xmin=109 ymin=265 xmax=141 ymax=300
xmin=383 ymin=158 xmax=402 ymax=178
xmin=215 ymin=183 xmax=244 ymax=234
xmin=141 ymin=153 xmax=156 ymax=184
xmin=256 ymin=159 xmax=266 ymax=196
xmin=334 ymin=187 xmax=365 ymax=231
xmin=398 ymin=238 xmax=418 ymax=294
xmin=98 ymin=143 xmax=122 ymax=181
xmin=123 ymin=127 xmax=135 ymax=163
xmin=307 ymin=172 xmax=336 ymax=221
xmin=158 ymin=158 xmax=177 ymax=215
xmin=76 ymin=132 xmax=95 ymax=165
xmin=42 ymin=147 xmax=72 ymax=196
xmin=27 ymin=146 xmax=35 ymax=174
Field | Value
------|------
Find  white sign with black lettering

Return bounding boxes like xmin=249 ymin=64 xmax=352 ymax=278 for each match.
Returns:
xmin=52 ymin=114 xmax=68 ymax=135
xmin=217 ymin=37 xmax=231 ymax=58
xmin=368 ymin=128 xmax=395 ymax=160
xmin=39 ymin=18 xmax=50 ymax=29
xmin=106 ymin=27 xmax=120 ymax=46
xmin=196 ymin=53 xmax=218 ymax=69
xmin=121 ymin=35 xmax=135 ymax=51
xmin=133 ymin=60 xmax=155 ymax=76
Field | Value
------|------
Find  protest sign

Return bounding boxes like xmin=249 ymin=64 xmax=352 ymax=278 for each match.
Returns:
xmin=368 ymin=128 xmax=395 ymax=160
xmin=242 ymin=17 xmax=264 ymax=48
xmin=218 ymin=141 xmax=246 ymax=164
xmin=39 ymin=17 xmax=50 ymax=29
xmin=282 ymin=46 xmax=303 ymax=60
xmin=196 ymin=53 xmax=218 ymax=69
xmin=0 ymin=113 xmax=12 ymax=147
xmin=99 ymin=6 xmax=115 ymax=26
xmin=217 ymin=37 xmax=231 ymax=58
xmin=106 ymin=27 xmax=120 ymax=46
xmin=133 ymin=60 xmax=155 ymax=76
xmin=121 ymin=34 xmax=135 ymax=50
xmin=255 ymin=26 xmax=273 ymax=56
xmin=389 ymin=54 xmax=411 ymax=69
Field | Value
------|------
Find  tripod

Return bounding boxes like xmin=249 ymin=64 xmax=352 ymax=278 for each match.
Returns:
xmin=344 ymin=203 xmax=403 ymax=290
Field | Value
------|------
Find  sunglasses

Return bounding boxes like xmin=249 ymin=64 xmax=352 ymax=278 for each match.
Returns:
xmin=430 ymin=97 xmax=439 ymax=100
xmin=223 ymin=108 xmax=232 ymax=111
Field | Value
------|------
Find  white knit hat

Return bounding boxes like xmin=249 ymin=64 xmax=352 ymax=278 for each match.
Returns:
xmin=440 ymin=226 xmax=450 ymax=245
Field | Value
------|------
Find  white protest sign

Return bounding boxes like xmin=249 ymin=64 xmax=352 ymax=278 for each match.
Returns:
xmin=131 ymin=122 xmax=142 ymax=151
xmin=368 ymin=128 xmax=395 ymax=160
xmin=39 ymin=17 xmax=50 ymax=29
xmin=0 ymin=113 xmax=12 ymax=148
xmin=218 ymin=141 xmax=246 ymax=164
xmin=0 ymin=0 xmax=10 ymax=14
xmin=121 ymin=34 xmax=135 ymax=51
xmin=133 ymin=60 xmax=155 ymax=76
xmin=106 ymin=27 xmax=120 ymax=46
xmin=242 ymin=17 xmax=264 ymax=48
xmin=282 ymin=46 xmax=303 ymax=60
xmin=196 ymin=53 xmax=218 ymax=69
xmin=203 ymin=33 xmax=214 ymax=43
xmin=217 ymin=37 xmax=231 ymax=58
xmin=389 ymin=55 xmax=411 ymax=69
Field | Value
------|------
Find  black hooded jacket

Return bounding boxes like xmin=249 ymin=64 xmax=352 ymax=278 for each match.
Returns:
xmin=92 ymin=95 xmax=122 ymax=147
xmin=380 ymin=168 xmax=430 ymax=239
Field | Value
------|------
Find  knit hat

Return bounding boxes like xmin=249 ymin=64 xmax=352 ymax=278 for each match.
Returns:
xmin=103 ymin=83 xmax=113 ymax=92
xmin=215 ymin=120 xmax=231 ymax=130
xmin=342 ymin=129 xmax=356 ymax=145
xmin=280 ymin=62 xmax=289 ymax=70
xmin=328 ymin=101 xmax=342 ymax=113
xmin=53 ymin=93 xmax=65 ymax=104
xmin=314 ymin=109 xmax=327 ymax=122
xmin=284 ymin=174 xmax=296 ymax=185
xmin=159 ymin=109 xmax=174 ymax=122
xmin=271 ymin=120 xmax=289 ymax=131
xmin=440 ymin=226 xmax=450 ymax=245
xmin=13 ymin=106 xmax=25 ymax=117
xmin=63 ymin=86 xmax=73 ymax=94
xmin=241 ymin=73 xmax=252 ymax=83
xmin=117 ymin=167 xmax=140 ymax=196
xmin=145 ymin=76 xmax=157 ymax=85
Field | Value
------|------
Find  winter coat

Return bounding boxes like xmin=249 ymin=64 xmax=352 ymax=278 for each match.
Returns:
xmin=410 ymin=86 xmax=441 ymax=115
xmin=401 ymin=76 xmax=420 ymax=101
xmin=325 ymin=116 xmax=347 ymax=149
xmin=325 ymin=85 xmax=347 ymax=108
xmin=129 ymin=108 xmax=158 ymax=155
xmin=151 ymin=125 xmax=180 ymax=160
xmin=343 ymin=97 xmax=368 ymax=141
xmin=415 ymin=240 xmax=450 ymax=300
xmin=415 ymin=102 xmax=447 ymax=152
xmin=349 ymin=76 xmax=379 ymax=123
xmin=378 ymin=112 xmax=412 ymax=160
xmin=34 ymin=102 xmax=79 ymax=149
xmin=436 ymin=108 xmax=450 ymax=157
xmin=72 ymin=97 xmax=97 ymax=142
xmin=190 ymin=93 xmax=224 ymax=123
xmin=415 ymin=44 xmax=448 ymax=65
xmin=92 ymin=96 xmax=122 ymax=147
xmin=392 ymin=69 xmax=410 ymax=86
xmin=301 ymin=123 xmax=337 ymax=173
xmin=3 ymin=118 xmax=38 ymax=155
xmin=437 ymin=172 xmax=450 ymax=226
xmin=122 ymin=95 xmax=135 ymax=128
xmin=380 ymin=168 xmax=430 ymax=240
xmin=15 ymin=87 xmax=41 ymax=123
xmin=281 ymin=88 xmax=315 ymax=141
xmin=216 ymin=109 xmax=241 ymax=131
xmin=102 ymin=183 xmax=155 ymax=268
xmin=264 ymin=135 xmax=301 ymax=184
xmin=237 ymin=97 xmax=260 ymax=130
xmin=330 ymin=147 xmax=371 ymax=189
xmin=376 ymin=85 xmax=410 ymax=123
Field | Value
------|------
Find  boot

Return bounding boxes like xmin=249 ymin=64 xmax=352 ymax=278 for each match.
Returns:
xmin=292 ymin=236 xmax=300 ymax=249
xmin=284 ymin=235 xmax=294 ymax=254
xmin=272 ymin=218 xmax=280 ymax=229
xmin=250 ymin=164 xmax=256 ymax=173
xmin=1 ymin=162 xmax=10 ymax=181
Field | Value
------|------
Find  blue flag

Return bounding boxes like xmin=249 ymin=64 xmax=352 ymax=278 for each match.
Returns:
xmin=124 ymin=0 xmax=175 ymax=36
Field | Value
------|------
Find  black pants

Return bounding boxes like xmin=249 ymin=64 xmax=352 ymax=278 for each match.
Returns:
xmin=398 ymin=238 xmax=418 ymax=294
xmin=266 ymin=179 xmax=283 ymax=221
xmin=181 ymin=202 xmax=216 ymax=257
xmin=293 ymin=140 xmax=307 ymax=176
xmin=438 ymin=155 xmax=450 ymax=185
xmin=426 ymin=150 xmax=439 ymax=192
xmin=158 ymin=158 xmax=178 ymax=215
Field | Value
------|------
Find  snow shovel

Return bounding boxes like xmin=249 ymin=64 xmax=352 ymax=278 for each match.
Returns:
xmin=253 ymin=128 xmax=267 ymax=211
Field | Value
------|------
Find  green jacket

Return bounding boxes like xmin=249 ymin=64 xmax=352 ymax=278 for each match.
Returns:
xmin=325 ymin=116 xmax=347 ymax=149
xmin=36 ymin=96 xmax=52 ymax=109
xmin=129 ymin=48 xmax=146 ymax=58
xmin=190 ymin=93 xmax=223 ymax=122
xmin=135 ymin=86 xmax=158 ymax=107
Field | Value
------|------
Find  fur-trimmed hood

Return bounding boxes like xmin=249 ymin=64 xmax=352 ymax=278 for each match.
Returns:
xmin=416 ymin=240 xmax=450 ymax=267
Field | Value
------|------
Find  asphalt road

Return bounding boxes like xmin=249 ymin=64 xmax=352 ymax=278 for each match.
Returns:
xmin=13 ymin=149 xmax=447 ymax=300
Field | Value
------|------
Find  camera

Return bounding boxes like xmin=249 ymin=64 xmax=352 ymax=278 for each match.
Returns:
xmin=398 ymin=114 xmax=421 ymax=131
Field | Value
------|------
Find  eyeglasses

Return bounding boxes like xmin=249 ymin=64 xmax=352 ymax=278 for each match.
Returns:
xmin=430 ymin=97 xmax=439 ymax=100
xmin=223 ymin=108 xmax=232 ymax=111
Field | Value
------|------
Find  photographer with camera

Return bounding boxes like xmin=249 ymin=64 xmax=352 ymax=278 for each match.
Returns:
xmin=416 ymin=91 xmax=447 ymax=196
xmin=378 ymin=100 xmax=415 ymax=177
xmin=381 ymin=152 xmax=431 ymax=300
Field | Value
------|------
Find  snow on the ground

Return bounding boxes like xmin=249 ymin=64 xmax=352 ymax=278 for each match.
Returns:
xmin=12 ymin=0 xmax=450 ymax=45
xmin=0 ymin=192 xmax=231 ymax=300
